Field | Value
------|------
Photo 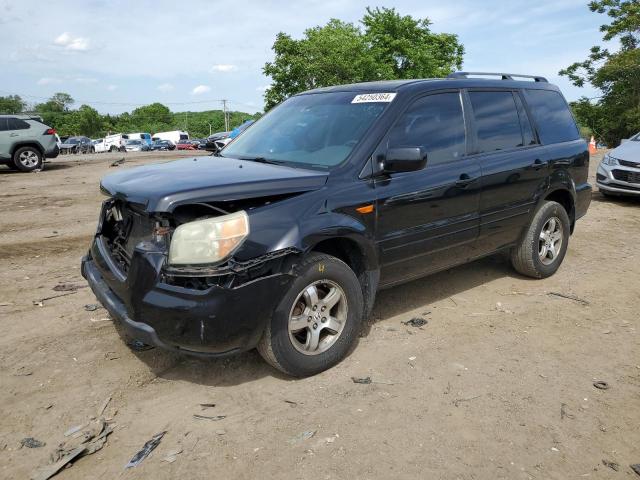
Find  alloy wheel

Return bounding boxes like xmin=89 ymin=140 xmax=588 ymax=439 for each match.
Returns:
xmin=18 ymin=150 xmax=39 ymax=168
xmin=539 ymin=216 xmax=563 ymax=265
xmin=288 ymin=280 xmax=348 ymax=355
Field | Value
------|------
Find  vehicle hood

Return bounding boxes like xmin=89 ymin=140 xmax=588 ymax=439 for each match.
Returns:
xmin=100 ymin=156 xmax=329 ymax=212
xmin=610 ymin=141 xmax=640 ymax=161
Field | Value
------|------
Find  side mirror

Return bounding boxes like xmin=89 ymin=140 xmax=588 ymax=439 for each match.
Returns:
xmin=383 ymin=147 xmax=427 ymax=173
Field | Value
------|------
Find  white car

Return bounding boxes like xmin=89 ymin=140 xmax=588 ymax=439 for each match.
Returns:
xmin=597 ymin=132 xmax=640 ymax=196
xmin=93 ymin=138 xmax=108 ymax=153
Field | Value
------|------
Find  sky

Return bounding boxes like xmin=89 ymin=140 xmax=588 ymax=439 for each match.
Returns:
xmin=0 ymin=0 xmax=609 ymax=114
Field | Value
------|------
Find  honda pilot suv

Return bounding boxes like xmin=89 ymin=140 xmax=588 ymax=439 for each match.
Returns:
xmin=0 ymin=115 xmax=59 ymax=171
xmin=82 ymin=72 xmax=591 ymax=376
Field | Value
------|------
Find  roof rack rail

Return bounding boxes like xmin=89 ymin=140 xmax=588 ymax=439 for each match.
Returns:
xmin=447 ymin=72 xmax=548 ymax=83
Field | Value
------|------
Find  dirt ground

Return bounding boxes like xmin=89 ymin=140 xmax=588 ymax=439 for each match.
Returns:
xmin=0 ymin=150 xmax=638 ymax=480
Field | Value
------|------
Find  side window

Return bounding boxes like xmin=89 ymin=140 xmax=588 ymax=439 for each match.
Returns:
xmin=523 ymin=89 xmax=579 ymax=144
xmin=469 ymin=91 xmax=522 ymax=152
xmin=514 ymin=93 xmax=537 ymax=146
xmin=7 ymin=118 xmax=30 ymax=130
xmin=0 ymin=118 xmax=8 ymax=131
xmin=387 ymin=92 xmax=466 ymax=166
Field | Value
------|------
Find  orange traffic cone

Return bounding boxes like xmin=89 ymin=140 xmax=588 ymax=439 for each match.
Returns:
xmin=589 ymin=136 xmax=597 ymax=154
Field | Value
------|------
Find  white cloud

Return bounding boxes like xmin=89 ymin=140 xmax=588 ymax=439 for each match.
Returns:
xmin=210 ymin=64 xmax=238 ymax=73
xmin=37 ymin=77 xmax=61 ymax=85
xmin=74 ymin=77 xmax=98 ymax=84
xmin=54 ymin=32 xmax=90 ymax=51
xmin=191 ymin=85 xmax=211 ymax=95
xmin=157 ymin=83 xmax=174 ymax=92
xmin=106 ymin=84 xmax=117 ymax=91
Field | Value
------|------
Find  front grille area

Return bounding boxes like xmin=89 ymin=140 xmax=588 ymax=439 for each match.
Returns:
xmin=612 ymin=169 xmax=640 ymax=184
xmin=101 ymin=200 xmax=155 ymax=274
xmin=619 ymin=159 xmax=640 ymax=169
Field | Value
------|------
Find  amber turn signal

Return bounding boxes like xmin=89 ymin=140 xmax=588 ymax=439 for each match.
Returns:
xmin=356 ymin=204 xmax=375 ymax=214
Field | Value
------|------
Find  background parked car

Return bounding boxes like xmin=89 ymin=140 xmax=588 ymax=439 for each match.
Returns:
xmin=104 ymin=133 xmax=129 ymax=152
xmin=150 ymin=139 xmax=175 ymax=151
xmin=0 ymin=114 xmax=59 ymax=171
xmin=124 ymin=139 xmax=150 ymax=152
xmin=597 ymin=131 xmax=640 ymax=196
xmin=176 ymin=139 xmax=197 ymax=150
xmin=205 ymin=131 xmax=230 ymax=152
xmin=127 ymin=132 xmax=153 ymax=148
xmin=60 ymin=136 xmax=94 ymax=154
xmin=92 ymin=138 xmax=108 ymax=153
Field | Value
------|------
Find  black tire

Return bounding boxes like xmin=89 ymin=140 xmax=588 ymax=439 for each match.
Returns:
xmin=109 ymin=146 xmax=117 ymax=152
xmin=257 ymin=253 xmax=364 ymax=377
xmin=510 ymin=200 xmax=570 ymax=278
xmin=90 ymin=146 xmax=95 ymax=153
xmin=12 ymin=146 xmax=43 ymax=172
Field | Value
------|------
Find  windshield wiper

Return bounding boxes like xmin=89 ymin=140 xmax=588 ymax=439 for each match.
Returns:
xmin=235 ymin=156 xmax=287 ymax=166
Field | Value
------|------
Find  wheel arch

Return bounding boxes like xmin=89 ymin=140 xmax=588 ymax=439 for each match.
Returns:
xmin=307 ymin=235 xmax=379 ymax=318
xmin=543 ymin=187 xmax=576 ymax=232
xmin=11 ymin=141 xmax=45 ymax=157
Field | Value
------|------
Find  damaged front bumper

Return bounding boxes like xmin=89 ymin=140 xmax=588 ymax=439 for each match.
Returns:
xmin=81 ymin=236 xmax=297 ymax=356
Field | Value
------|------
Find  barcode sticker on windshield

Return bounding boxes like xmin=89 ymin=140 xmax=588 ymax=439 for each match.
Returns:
xmin=351 ymin=93 xmax=397 ymax=104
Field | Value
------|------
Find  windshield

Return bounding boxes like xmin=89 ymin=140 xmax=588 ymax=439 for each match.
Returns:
xmin=127 ymin=140 xmax=141 ymax=145
xmin=66 ymin=138 xmax=80 ymax=144
xmin=222 ymin=92 xmax=391 ymax=169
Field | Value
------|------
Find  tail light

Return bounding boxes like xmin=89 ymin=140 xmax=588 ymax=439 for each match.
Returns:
xmin=43 ymin=128 xmax=56 ymax=135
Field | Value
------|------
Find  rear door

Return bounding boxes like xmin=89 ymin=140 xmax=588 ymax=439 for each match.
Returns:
xmin=374 ymin=91 xmax=481 ymax=287
xmin=466 ymin=89 xmax=549 ymax=255
xmin=0 ymin=118 xmax=10 ymax=159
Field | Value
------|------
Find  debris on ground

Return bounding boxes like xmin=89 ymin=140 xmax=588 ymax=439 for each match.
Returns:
xmin=193 ymin=414 xmax=226 ymax=421
xmin=13 ymin=366 xmax=33 ymax=377
xmin=33 ymin=291 xmax=78 ymax=306
xmin=110 ymin=157 xmax=125 ymax=167
xmin=126 ymin=339 xmax=155 ymax=352
xmin=289 ymin=430 xmax=316 ymax=444
xmin=547 ymin=291 xmax=590 ymax=306
xmin=52 ymin=283 xmax=86 ymax=292
xmin=125 ymin=431 xmax=166 ymax=468
xmin=32 ymin=420 xmax=113 ymax=480
xmin=284 ymin=400 xmax=299 ymax=407
xmin=351 ymin=376 xmax=372 ymax=384
xmin=0 ymin=302 xmax=14 ymax=306
xmin=63 ymin=424 xmax=87 ymax=437
xmin=163 ymin=446 xmax=183 ymax=463
xmin=21 ymin=437 xmax=45 ymax=448
xmin=560 ymin=403 xmax=575 ymax=420
xmin=630 ymin=464 xmax=640 ymax=476
xmin=199 ymin=403 xmax=216 ymax=409
xmin=402 ymin=317 xmax=428 ymax=327
xmin=495 ymin=302 xmax=513 ymax=314
xmin=602 ymin=459 xmax=620 ymax=471
xmin=215 ymin=429 xmax=226 ymax=435
xmin=83 ymin=304 xmax=100 ymax=312
xmin=453 ymin=395 xmax=482 ymax=407
xmin=593 ymin=381 xmax=610 ymax=390
xmin=97 ymin=396 xmax=111 ymax=417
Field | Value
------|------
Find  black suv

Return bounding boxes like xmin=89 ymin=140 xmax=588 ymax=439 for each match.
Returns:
xmin=82 ymin=72 xmax=591 ymax=377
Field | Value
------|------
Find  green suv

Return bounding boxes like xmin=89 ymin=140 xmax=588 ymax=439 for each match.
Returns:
xmin=0 ymin=115 xmax=59 ymax=172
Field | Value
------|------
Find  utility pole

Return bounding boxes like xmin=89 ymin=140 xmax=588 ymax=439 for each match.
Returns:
xmin=222 ymin=99 xmax=229 ymax=132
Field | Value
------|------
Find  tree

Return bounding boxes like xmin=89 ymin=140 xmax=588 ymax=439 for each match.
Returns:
xmin=0 ymin=95 xmax=25 ymax=114
xmin=263 ymin=8 xmax=464 ymax=110
xmin=560 ymin=1 xmax=640 ymax=145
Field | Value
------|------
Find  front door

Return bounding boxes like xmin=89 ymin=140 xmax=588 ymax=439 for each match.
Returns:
xmin=374 ymin=91 xmax=481 ymax=288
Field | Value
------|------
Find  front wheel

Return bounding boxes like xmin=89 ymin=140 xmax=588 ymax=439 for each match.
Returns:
xmin=257 ymin=253 xmax=363 ymax=377
xmin=510 ymin=200 xmax=570 ymax=278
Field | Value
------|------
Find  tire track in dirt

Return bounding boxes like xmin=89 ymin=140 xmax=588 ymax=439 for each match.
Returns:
xmin=0 ymin=233 xmax=93 ymax=260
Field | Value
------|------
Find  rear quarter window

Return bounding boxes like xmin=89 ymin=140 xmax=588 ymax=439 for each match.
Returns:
xmin=7 ymin=118 xmax=30 ymax=130
xmin=524 ymin=89 xmax=579 ymax=145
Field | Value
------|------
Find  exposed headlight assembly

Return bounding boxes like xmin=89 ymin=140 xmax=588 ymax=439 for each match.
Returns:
xmin=601 ymin=153 xmax=619 ymax=166
xmin=168 ymin=211 xmax=249 ymax=265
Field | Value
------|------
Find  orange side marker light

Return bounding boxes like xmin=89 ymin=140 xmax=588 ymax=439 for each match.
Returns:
xmin=356 ymin=204 xmax=375 ymax=214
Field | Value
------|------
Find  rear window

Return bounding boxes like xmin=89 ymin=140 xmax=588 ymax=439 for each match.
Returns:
xmin=469 ymin=91 xmax=523 ymax=152
xmin=180 ymin=134 xmax=188 ymax=140
xmin=524 ymin=89 xmax=579 ymax=144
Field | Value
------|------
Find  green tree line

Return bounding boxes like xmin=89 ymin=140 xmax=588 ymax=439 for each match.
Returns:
xmin=0 ymin=92 xmax=259 ymax=139
xmin=561 ymin=0 xmax=639 ymax=146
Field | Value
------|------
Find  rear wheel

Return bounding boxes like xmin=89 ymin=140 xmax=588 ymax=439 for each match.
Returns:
xmin=12 ymin=146 xmax=43 ymax=172
xmin=510 ymin=200 xmax=570 ymax=278
xmin=257 ymin=253 xmax=364 ymax=377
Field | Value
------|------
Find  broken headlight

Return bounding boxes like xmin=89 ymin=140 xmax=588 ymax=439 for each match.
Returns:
xmin=168 ymin=211 xmax=249 ymax=265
